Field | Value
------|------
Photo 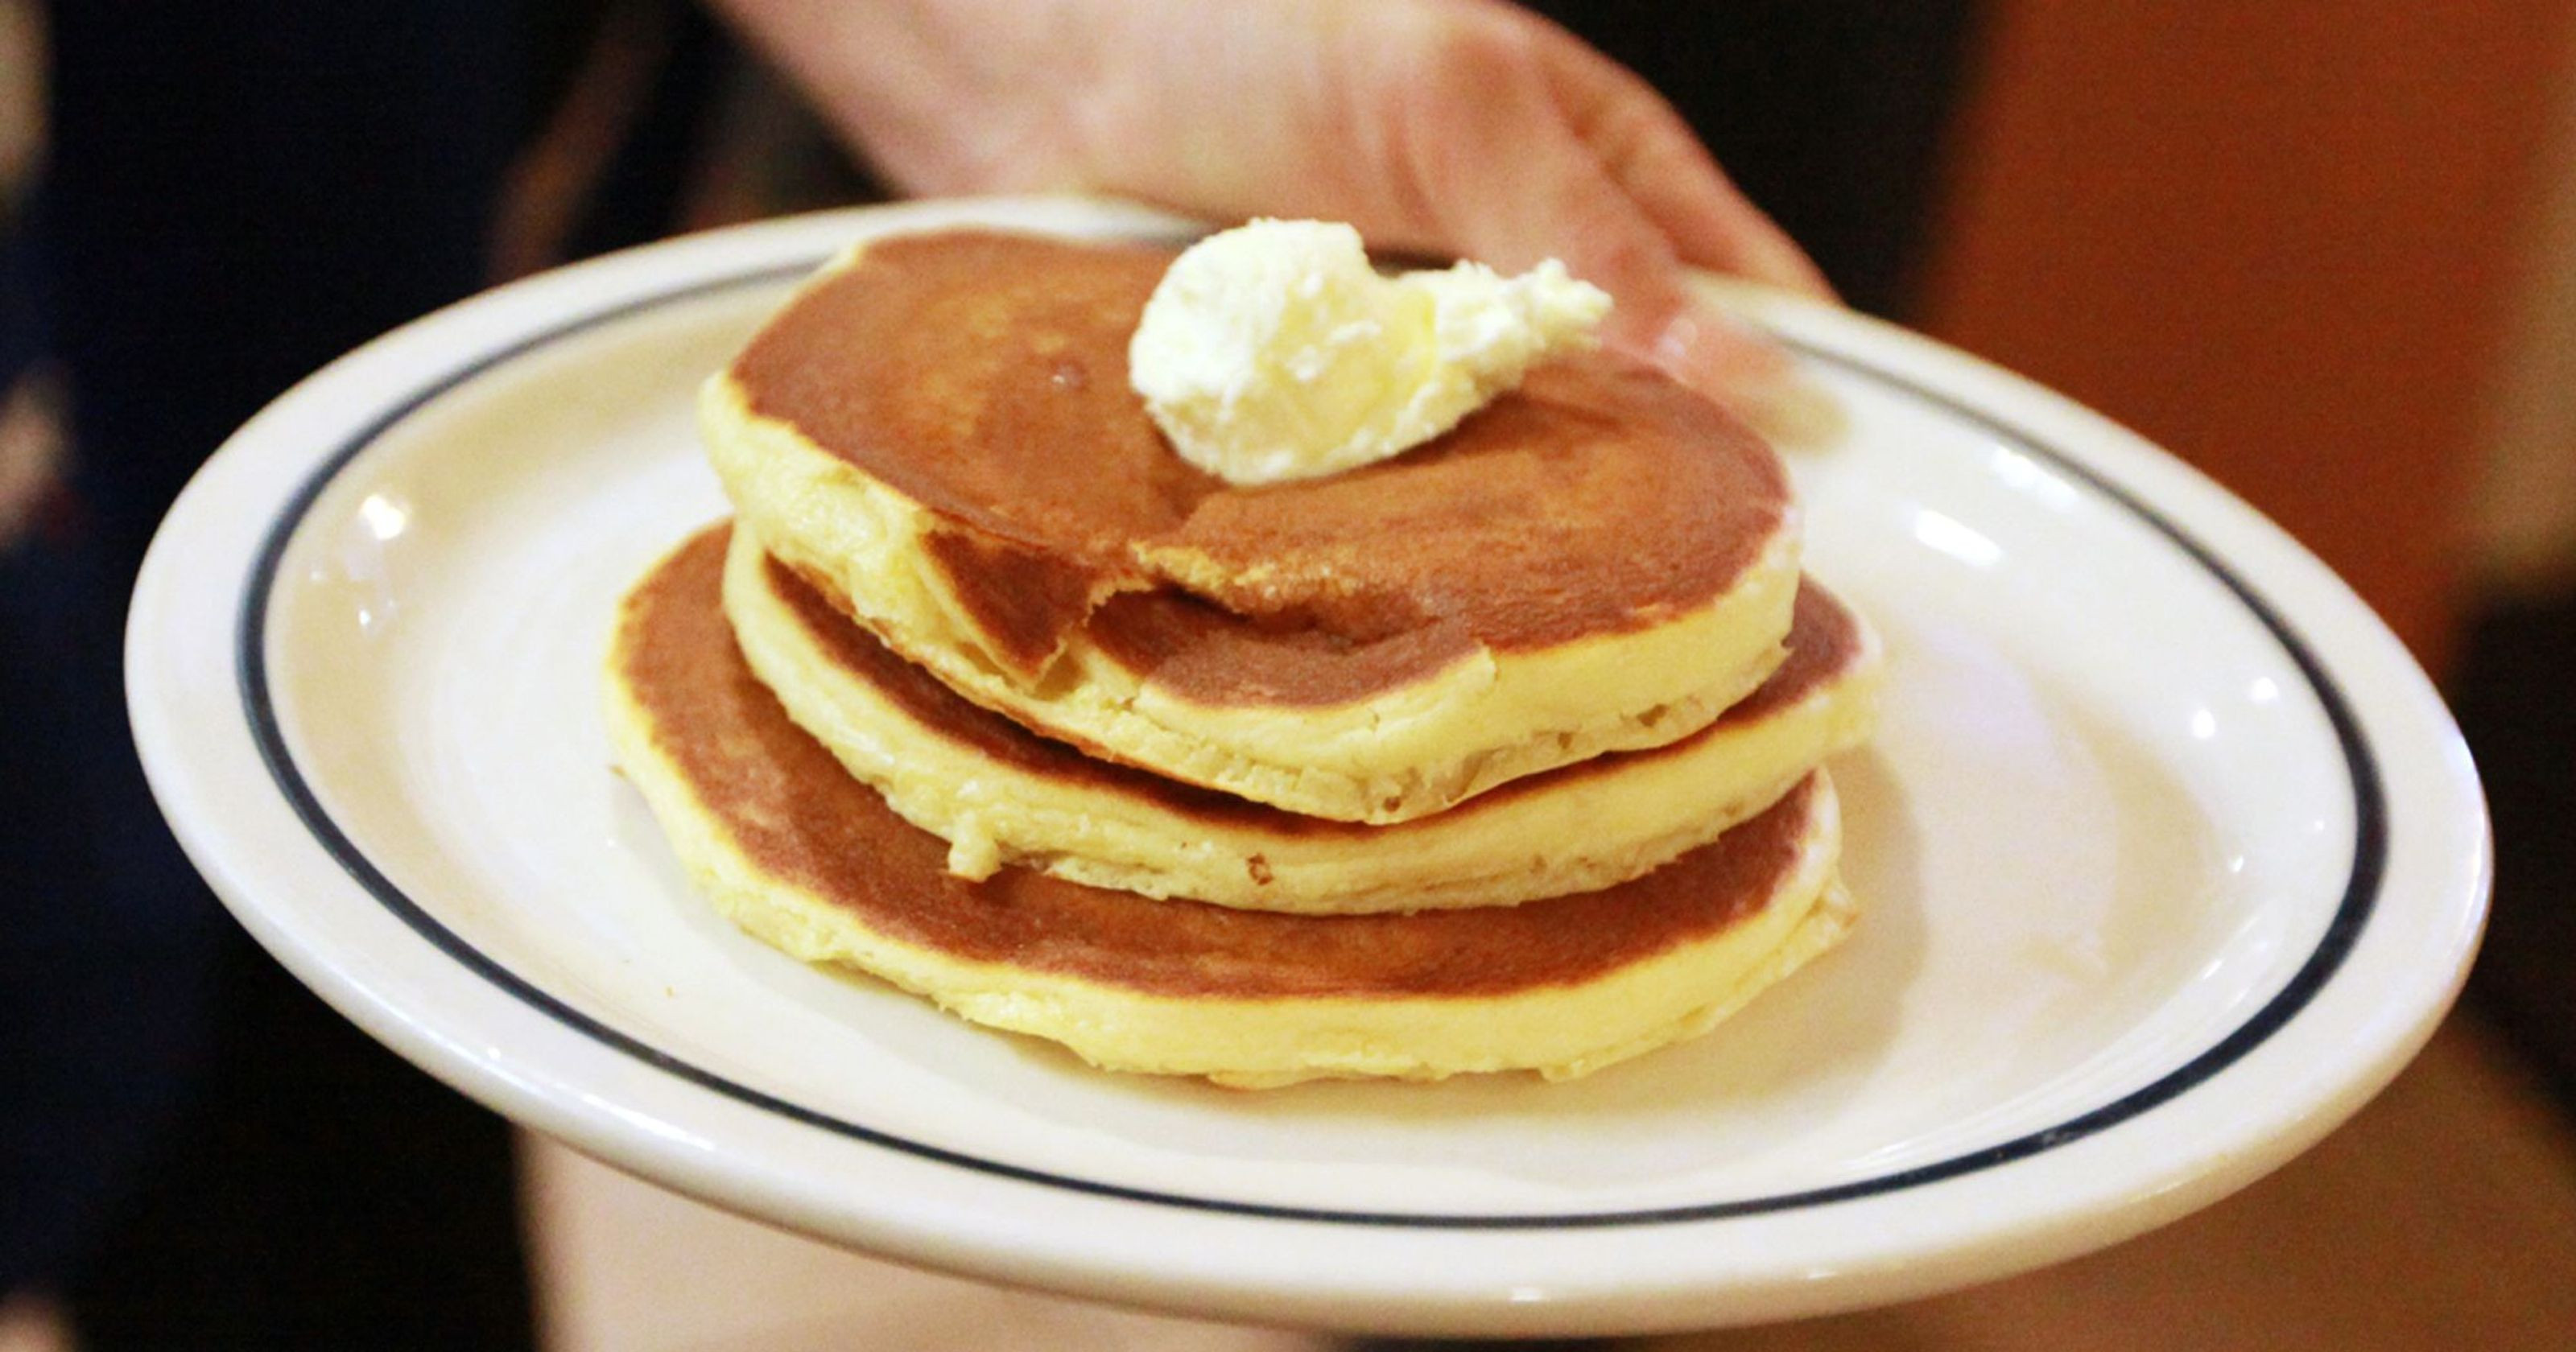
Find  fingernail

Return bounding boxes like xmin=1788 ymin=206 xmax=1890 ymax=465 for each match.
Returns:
xmin=1649 ymin=309 xmax=1793 ymax=396
xmin=1648 ymin=308 xmax=1844 ymax=449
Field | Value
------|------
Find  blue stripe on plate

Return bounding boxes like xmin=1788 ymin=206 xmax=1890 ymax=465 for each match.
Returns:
xmin=236 ymin=261 xmax=2384 ymax=1228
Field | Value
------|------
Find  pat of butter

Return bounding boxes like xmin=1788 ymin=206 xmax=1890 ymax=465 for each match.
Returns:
xmin=1128 ymin=220 xmax=1610 ymax=485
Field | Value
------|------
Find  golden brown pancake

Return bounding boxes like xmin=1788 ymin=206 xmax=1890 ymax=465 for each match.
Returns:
xmin=703 ymin=229 xmax=1803 ymax=823
xmin=723 ymin=519 xmax=1880 ymax=912
xmin=606 ymin=527 xmax=1852 ymax=1086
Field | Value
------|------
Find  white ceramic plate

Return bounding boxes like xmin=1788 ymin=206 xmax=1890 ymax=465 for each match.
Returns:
xmin=127 ymin=197 xmax=2487 ymax=1337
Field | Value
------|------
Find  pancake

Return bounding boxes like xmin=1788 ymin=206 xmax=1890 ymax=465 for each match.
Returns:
xmin=702 ymin=229 xmax=1803 ymax=824
xmin=607 ymin=527 xmax=1853 ymax=1086
xmin=722 ymin=520 xmax=1880 ymax=913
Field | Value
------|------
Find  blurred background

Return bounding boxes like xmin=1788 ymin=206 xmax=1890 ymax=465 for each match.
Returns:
xmin=3 ymin=2 xmax=2573 ymax=1348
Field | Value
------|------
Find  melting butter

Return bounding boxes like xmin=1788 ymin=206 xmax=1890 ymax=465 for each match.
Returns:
xmin=1128 ymin=220 xmax=1609 ymax=485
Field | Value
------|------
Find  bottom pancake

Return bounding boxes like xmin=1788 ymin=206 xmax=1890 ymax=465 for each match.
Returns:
xmin=606 ymin=528 xmax=1856 ymax=1086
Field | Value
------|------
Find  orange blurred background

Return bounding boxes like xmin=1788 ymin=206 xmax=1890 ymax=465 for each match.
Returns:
xmin=1926 ymin=2 xmax=2572 ymax=673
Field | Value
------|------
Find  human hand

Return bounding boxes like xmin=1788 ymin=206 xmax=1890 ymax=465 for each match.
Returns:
xmin=719 ymin=0 xmax=1833 ymax=425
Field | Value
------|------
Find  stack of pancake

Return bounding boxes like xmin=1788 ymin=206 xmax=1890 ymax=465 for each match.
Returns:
xmin=606 ymin=229 xmax=1880 ymax=1087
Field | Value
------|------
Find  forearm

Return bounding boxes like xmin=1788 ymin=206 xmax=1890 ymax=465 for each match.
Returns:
xmin=708 ymin=0 xmax=1454 ymax=241
xmin=710 ymin=0 xmax=1212 ymax=196
xmin=712 ymin=0 xmax=1830 ymax=402
xmin=710 ymin=0 xmax=1087 ymax=192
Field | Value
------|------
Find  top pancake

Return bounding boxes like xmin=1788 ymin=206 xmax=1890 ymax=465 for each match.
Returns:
xmin=705 ymin=229 xmax=1804 ymax=822
xmin=733 ymin=230 xmax=1794 ymax=694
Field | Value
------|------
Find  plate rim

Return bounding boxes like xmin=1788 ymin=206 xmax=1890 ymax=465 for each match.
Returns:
xmin=126 ymin=196 xmax=2490 ymax=1328
xmin=239 ymin=276 xmax=2387 ymax=1230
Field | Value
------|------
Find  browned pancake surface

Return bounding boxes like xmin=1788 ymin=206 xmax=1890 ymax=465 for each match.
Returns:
xmin=768 ymin=547 xmax=1862 ymax=836
xmin=624 ymin=527 xmax=1820 ymax=999
xmin=730 ymin=231 xmax=1794 ymax=702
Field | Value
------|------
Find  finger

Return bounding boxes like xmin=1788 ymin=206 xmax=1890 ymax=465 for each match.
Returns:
xmin=1399 ymin=31 xmax=1803 ymax=415
xmin=1530 ymin=21 xmax=1837 ymax=301
xmin=1389 ymin=16 xmax=1695 ymax=340
xmin=1426 ymin=97 xmax=1799 ymax=413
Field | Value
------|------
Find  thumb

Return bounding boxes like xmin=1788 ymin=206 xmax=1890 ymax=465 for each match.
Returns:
xmin=1458 ymin=147 xmax=1810 ymax=433
xmin=1390 ymin=20 xmax=1769 ymax=394
xmin=1530 ymin=23 xmax=1835 ymax=302
xmin=1434 ymin=135 xmax=1799 ymax=416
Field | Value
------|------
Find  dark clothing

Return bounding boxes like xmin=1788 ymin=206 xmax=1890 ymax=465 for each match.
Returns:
xmin=1523 ymin=0 xmax=1982 ymax=319
xmin=5 ymin=2 xmax=536 ymax=1345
